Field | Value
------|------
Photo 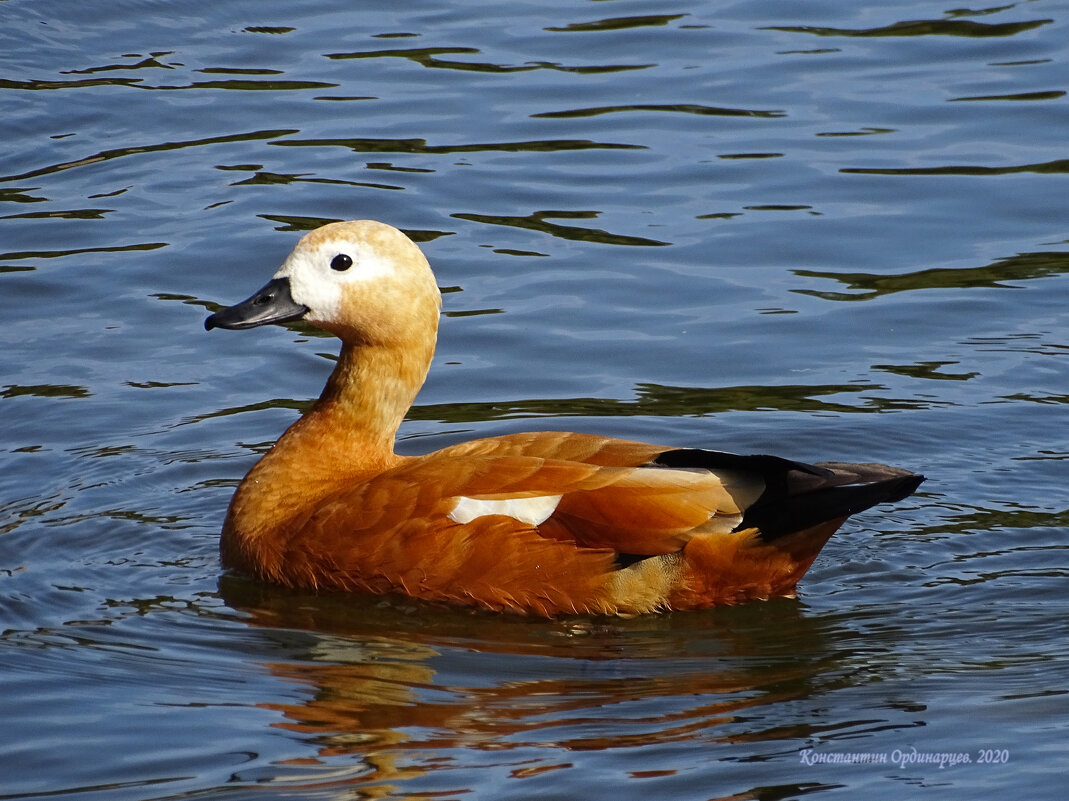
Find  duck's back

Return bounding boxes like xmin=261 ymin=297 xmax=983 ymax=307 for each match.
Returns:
xmin=222 ymin=430 xmax=922 ymax=615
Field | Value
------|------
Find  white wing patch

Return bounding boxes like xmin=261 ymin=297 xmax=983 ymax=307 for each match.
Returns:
xmin=448 ymin=494 xmax=563 ymax=526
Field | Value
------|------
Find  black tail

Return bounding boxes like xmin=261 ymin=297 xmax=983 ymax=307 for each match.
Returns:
xmin=653 ymin=449 xmax=924 ymax=542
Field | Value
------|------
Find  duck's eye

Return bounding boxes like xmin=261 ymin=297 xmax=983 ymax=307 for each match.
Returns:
xmin=330 ymin=253 xmax=353 ymax=272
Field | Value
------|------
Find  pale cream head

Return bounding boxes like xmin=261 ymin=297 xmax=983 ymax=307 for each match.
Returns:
xmin=273 ymin=220 xmax=442 ymax=345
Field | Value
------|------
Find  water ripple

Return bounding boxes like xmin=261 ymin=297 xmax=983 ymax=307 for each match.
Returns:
xmin=766 ymin=17 xmax=1052 ymax=39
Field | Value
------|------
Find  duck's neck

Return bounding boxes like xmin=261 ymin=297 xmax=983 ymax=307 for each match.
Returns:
xmin=224 ymin=337 xmax=433 ymax=542
xmin=296 ymin=340 xmax=429 ymax=471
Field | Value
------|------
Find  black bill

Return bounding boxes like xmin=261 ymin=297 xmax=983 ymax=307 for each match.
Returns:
xmin=204 ymin=277 xmax=309 ymax=331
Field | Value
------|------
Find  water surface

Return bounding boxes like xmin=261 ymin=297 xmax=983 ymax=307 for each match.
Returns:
xmin=2 ymin=1 xmax=1068 ymax=799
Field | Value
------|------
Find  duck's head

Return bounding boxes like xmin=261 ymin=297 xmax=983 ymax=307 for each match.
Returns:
xmin=205 ymin=220 xmax=442 ymax=346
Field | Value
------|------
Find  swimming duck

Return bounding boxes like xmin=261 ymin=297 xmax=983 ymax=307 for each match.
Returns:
xmin=205 ymin=220 xmax=923 ymax=616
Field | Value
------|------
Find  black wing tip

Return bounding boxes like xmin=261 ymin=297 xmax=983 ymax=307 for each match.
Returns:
xmin=652 ymin=447 xmax=925 ymax=541
xmin=653 ymin=448 xmax=833 ymax=478
xmin=882 ymin=472 xmax=926 ymax=504
xmin=747 ymin=469 xmax=925 ymax=542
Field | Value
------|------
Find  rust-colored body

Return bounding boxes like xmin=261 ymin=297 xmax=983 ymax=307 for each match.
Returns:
xmin=207 ymin=221 xmax=923 ymax=616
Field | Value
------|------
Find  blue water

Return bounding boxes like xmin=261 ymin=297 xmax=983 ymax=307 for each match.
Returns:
xmin=2 ymin=1 xmax=1067 ymax=798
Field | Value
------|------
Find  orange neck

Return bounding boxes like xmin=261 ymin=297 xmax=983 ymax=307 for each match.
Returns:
xmin=296 ymin=338 xmax=432 ymax=469
xmin=221 ymin=335 xmax=434 ymax=559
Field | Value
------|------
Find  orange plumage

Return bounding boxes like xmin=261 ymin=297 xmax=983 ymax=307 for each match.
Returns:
xmin=206 ymin=220 xmax=923 ymax=616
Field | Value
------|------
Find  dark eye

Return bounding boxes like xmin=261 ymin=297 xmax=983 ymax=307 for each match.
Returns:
xmin=330 ymin=253 xmax=353 ymax=272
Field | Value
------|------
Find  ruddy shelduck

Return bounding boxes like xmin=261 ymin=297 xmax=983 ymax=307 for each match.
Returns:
xmin=206 ymin=220 xmax=924 ymax=616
